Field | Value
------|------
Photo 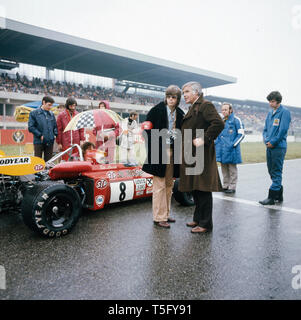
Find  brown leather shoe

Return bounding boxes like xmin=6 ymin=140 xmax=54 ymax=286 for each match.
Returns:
xmin=186 ymin=221 xmax=198 ymax=228
xmin=191 ymin=226 xmax=210 ymax=233
xmin=167 ymin=217 xmax=176 ymax=223
xmin=154 ymin=221 xmax=170 ymax=228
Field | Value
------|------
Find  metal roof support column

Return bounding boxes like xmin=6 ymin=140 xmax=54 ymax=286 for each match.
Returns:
xmin=3 ymin=102 xmax=6 ymax=129
xmin=46 ymin=67 xmax=50 ymax=80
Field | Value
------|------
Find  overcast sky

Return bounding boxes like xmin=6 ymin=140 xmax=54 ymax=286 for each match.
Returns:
xmin=0 ymin=0 xmax=300 ymax=106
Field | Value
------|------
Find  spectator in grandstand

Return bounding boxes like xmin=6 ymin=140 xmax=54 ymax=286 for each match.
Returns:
xmin=28 ymin=96 xmax=58 ymax=161
xmin=93 ymin=100 xmax=120 ymax=163
xmin=179 ymin=82 xmax=224 ymax=234
xmin=215 ymin=103 xmax=245 ymax=193
xmin=259 ymin=91 xmax=291 ymax=205
xmin=56 ymin=97 xmax=85 ymax=161
xmin=0 ymin=73 xmax=163 ymax=106
xmin=142 ymin=85 xmax=185 ymax=229
xmin=119 ymin=111 xmax=139 ymax=166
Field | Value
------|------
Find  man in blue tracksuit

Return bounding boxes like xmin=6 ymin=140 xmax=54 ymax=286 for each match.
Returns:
xmin=259 ymin=91 xmax=291 ymax=205
xmin=215 ymin=103 xmax=245 ymax=193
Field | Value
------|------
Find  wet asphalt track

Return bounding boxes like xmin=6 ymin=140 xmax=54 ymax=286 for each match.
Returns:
xmin=0 ymin=159 xmax=301 ymax=300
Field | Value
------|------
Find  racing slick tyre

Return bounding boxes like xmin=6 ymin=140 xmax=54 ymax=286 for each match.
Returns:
xmin=172 ymin=179 xmax=195 ymax=206
xmin=21 ymin=181 xmax=82 ymax=238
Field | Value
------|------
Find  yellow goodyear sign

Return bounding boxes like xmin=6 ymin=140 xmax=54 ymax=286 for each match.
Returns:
xmin=0 ymin=156 xmax=46 ymax=176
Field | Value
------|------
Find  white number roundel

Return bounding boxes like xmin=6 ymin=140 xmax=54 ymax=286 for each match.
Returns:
xmin=109 ymin=181 xmax=134 ymax=204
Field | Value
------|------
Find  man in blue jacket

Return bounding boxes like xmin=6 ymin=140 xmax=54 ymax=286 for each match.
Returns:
xmin=28 ymin=96 xmax=58 ymax=161
xmin=215 ymin=103 xmax=245 ymax=193
xmin=259 ymin=91 xmax=291 ymax=205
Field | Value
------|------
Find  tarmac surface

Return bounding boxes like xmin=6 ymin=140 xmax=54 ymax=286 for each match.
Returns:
xmin=0 ymin=159 xmax=301 ymax=300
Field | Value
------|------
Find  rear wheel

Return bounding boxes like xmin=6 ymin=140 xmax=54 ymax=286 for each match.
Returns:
xmin=172 ymin=179 xmax=195 ymax=206
xmin=21 ymin=181 xmax=82 ymax=238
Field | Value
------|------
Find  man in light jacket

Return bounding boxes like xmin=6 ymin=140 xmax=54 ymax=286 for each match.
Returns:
xmin=215 ymin=103 xmax=245 ymax=193
xmin=119 ymin=111 xmax=139 ymax=166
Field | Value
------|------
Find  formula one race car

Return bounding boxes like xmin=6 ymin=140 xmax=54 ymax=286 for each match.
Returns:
xmin=0 ymin=145 xmax=193 ymax=238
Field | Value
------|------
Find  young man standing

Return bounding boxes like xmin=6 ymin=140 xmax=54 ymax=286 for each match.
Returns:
xmin=259 ymin=91 xmax=291 ymax=205
xmin=28 ymin=96 xmax=58 ymax=161
xmin=215 ymin=103 xmax=245 ymax=193
xmin=56 ymin=97 xmax=85 ymax=160
xmin=142 ymin=85 xmax=185 ymax=228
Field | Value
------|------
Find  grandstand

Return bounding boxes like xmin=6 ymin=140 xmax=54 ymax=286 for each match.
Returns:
xmin=1 ymin=72 xmax=301 ymax=136
xmin=1 ymin=16 xmax=300 ymax=138
xmin=0 ymin=16 xmax=237 ymax=129
xmin=206 ymin=95 xmax=301 ymax=135
xmin=0 ymin=72 xmax=165 ymax=128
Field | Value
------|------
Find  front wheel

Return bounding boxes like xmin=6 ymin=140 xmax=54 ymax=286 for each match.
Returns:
xmin=172 ymin=179 xmax=195 ymax=206
xmin=21 ymin=182 xmax=82 ymax=238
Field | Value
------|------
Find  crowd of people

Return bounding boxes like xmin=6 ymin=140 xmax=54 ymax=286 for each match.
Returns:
xmin=0 ymin=73 xmax=161 ymax=106
xmin=28 ymin=96 xmax=140 ymax=167
xmin=208 ymin=101 xmax=301 ymax=134
xmin=1 ymin=72 xmax=301 ymax=133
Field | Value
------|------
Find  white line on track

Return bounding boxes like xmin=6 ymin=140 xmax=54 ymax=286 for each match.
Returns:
xmin=213 ymin=194 xmax=301 ymax=215
xmin=237 ymin=158 xmax=301 ymax=167
xmin=237 ymin=162 xmax=266 ymax=166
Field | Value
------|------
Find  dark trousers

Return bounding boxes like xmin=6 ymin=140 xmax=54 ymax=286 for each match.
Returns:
xmin=266 ymin=148 xmax=286 ymax=191
xmin=34 ymin=144 xmax=54 ymax=162
xmin=192 ymin=190 xmax=213 ymax=229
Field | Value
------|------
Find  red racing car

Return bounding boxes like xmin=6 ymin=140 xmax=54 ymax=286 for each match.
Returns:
xmin=0 ymin=144 xmax=193 ymax=238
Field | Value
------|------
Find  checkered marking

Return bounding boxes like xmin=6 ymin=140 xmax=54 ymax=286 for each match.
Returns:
xmin=76 ymin=111 xmax=95 ymax=129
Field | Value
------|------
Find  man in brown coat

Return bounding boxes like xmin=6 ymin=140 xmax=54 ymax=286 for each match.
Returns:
xmin=179 ymin=82 xmax=224 ymax=233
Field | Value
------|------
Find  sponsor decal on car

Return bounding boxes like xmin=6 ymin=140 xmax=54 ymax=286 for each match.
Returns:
xmin=146 ymin=178 xmax=153 ymax=187
xmin=95 ymin=195 xmax=105 ymax=207
xmin=95 ymin=179 xmax=108 ymax=189
xmin=0 ymin=157 xmax=30 ymax=166
xmin=113 ymin=169 xmax=144 ymax=179
xmin=136 ymin=191 xmax=144 ymax=196
xmin=106 ymin=171 xmax=117 ymax=179
xmin=117 ymin=170 xmax=129 ymax=178
xmin=132 ymin=169 xmax=144 ymax=177
xmin=34 ymin=164 xmax=44 ymax=171
xmin=105 ymin=169 xmax=145 ymax=180
xmin=134 ymin=178 xmax=146 ymax=191
xmin=146 ymin=187 xmax=153 ymax=194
